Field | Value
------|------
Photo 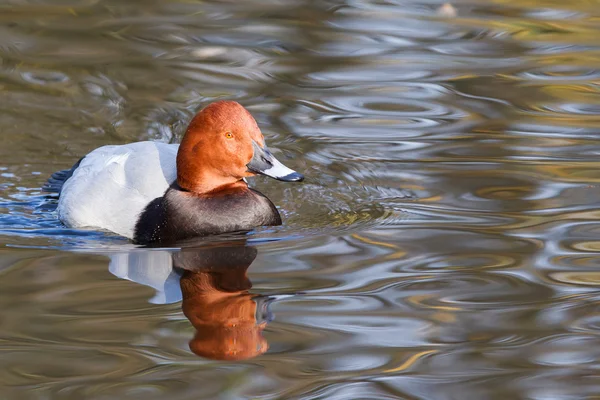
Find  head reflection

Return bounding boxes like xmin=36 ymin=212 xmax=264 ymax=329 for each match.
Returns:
xmin=108 ymin=239 xmax=270 ymax=361
xmin=176 ymin=242 xmax=269 ymax=360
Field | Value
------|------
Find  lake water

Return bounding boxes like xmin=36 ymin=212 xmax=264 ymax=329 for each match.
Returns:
xmin=2 ymin=0 xmax=600 ymax=399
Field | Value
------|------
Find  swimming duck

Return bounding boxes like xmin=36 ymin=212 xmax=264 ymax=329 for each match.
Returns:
xmin=48 ymin=101 xmax=303 ymax=244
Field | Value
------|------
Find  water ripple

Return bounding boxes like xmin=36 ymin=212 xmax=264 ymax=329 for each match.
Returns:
xmin=3 ymin=0 xmax=600 ymax=398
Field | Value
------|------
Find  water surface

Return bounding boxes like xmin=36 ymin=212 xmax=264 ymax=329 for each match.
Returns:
xmin=2 ymin=0 xmax=600 ymax=398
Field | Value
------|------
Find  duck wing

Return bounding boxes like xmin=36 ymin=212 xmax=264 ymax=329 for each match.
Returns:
xmin=43 ymin=158 xmax=84 ymax=195
xmin=56 ymin=141 xmax=179 ymax=239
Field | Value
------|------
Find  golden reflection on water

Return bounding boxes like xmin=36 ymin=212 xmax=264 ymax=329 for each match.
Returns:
xmin=3 ymin=0 xmax=600 ymax=398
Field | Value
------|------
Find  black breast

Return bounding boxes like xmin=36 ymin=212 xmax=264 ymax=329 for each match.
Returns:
xmin=133 ymin=186 xmax=281 ymax=245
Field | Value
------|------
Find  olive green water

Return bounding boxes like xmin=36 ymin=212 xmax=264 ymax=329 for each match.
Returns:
xmin=3 ymin=0 xmax=600 ymax=399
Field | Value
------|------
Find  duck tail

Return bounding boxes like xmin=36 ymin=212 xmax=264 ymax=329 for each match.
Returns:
xmin=42 ymin=157 xmax=84 ymax=196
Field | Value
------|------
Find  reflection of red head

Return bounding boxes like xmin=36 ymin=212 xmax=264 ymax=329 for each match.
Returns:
xmin=176 ymin=243 xmax=268 ymax=361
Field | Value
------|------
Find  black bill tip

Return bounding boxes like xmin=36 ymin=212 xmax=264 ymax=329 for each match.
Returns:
xmin=277 ymin=172 xmax=304 ymax=182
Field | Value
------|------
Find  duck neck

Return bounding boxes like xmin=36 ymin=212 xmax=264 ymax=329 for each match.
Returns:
xmin=176 ymin=176 xmax=248 ymax=196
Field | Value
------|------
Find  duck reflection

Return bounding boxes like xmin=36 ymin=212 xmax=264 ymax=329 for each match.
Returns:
xmin=108 ymin=240 xmax=272 ymax=360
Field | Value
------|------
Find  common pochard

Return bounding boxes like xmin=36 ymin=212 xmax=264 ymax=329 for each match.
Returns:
xmin=48 ymin=101 xmax=303 ymax=244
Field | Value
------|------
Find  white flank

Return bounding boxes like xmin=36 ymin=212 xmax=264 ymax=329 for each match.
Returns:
xmin=57 ymin=141 xmax=179 ymax=238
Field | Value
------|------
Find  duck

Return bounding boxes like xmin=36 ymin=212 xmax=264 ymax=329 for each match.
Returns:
xmin=48 ymin=101 xmax=303 ymax=244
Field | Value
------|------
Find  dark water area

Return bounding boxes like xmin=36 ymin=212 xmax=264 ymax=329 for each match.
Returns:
xmin=3 ymin=0 xmax=600 ymax=398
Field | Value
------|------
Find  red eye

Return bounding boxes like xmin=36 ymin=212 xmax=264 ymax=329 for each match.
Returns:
xmin=225 ymin=132 xmax=233 ymax=139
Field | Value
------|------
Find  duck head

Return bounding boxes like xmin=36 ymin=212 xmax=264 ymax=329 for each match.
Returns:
xmin=177 ymin=101 xmax=303 ymax=194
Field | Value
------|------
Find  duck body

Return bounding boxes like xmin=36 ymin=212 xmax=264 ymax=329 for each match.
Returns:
xmin=134 ymin=183 xmax=281 ymax=244
xmin=57 ymin=141 xmax=179 ymax=239
xmin=51 ymin=101 xmax=302 ymax=244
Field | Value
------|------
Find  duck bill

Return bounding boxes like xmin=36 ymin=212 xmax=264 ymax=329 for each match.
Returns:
xmin=247 ymin=140 xmax=304 ymax=182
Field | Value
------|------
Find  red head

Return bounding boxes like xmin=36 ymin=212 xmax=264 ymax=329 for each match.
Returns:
xmin=176 ymin=101 xmax=302 ymax=194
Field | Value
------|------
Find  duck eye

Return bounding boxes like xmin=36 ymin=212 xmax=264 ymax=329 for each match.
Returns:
xmin=225 ymin=132 xmax=234 ymax=139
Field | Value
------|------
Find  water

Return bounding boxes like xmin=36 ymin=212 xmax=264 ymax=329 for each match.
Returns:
xmin=2 ymin=0 xmax=600 ymax=398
